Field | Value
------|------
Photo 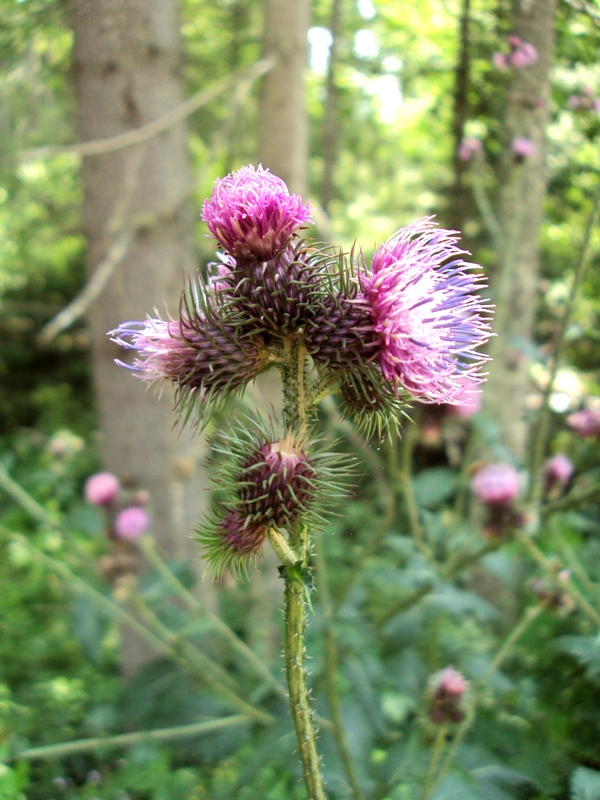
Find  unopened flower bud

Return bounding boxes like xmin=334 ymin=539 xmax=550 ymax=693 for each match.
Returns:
xmin=85 ymin=472 xmax=120 ymax=506
xmin=427 ymin=667 xmax=469 ymax=724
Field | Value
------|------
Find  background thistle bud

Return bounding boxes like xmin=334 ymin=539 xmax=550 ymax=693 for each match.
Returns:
xmin=427 ymin=667 xmax=469 ymax=724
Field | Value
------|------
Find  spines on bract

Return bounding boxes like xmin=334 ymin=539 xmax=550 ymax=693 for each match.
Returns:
xmin=337 ymin=366 xmax=412 ymax=439
xmin=196 ymin=418 xmax=352 ymax=579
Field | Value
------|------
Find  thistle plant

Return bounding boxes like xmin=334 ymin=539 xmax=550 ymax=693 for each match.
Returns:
xmin=111 ymin=164 xmax=493 ymax=799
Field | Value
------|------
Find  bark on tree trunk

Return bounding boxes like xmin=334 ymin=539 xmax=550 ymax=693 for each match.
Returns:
xmin=483 ymin=0 xmax=559 ymax=461
xmin=258 ymin=0 xmax=310 ymax=196
xmin=71 ymin=0 xmax=210 ymax=672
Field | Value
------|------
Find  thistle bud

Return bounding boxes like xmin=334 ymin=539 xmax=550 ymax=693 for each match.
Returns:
xmin=427 ymin=667 xmax=469 ymax=724
xmin=199 ymin=430 xmax=325 ymax=578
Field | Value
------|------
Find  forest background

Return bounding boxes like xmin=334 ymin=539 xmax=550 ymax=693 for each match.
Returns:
xmin=1 ymin=0 xmax=600 ymax=798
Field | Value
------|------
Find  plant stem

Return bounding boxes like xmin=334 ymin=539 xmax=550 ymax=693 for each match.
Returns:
xmin=11 ymin=715 xmax=247 ymax=762
xmin=2 ymin=527 xmax=272 ymax=725
xmin=315 ymin=529 xmax=366 ymax=800
xmin=517 ymin=530 xmax=600 ymax=627
xmin=283 ymin=569 xmax=326 ymax=800
xmin=400 ymin=423 xmax=430 ymax=557
xmin=278 ymin=335 xmax=327 ymax=800
xmin=419 ymin=725 xmax=448 ymax=800
xmin=139 ymin=535 xmax=288 ymax=700
xmin=528 ymin=184 xmax=600 ymax=506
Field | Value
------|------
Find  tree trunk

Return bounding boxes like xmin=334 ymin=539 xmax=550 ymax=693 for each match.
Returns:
xmin=71 ymin=0 xmax=210 ymax=671
xmin=483 ymin=0 xmax=559 ymax=461
xmin=321 ymin=0 xmax=342 ymax=213
xmin=258 ymin=0 xmax=310 ymax=196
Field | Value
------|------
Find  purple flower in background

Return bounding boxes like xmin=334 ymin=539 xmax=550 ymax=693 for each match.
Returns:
xmin=543 ymin=454 xmax=574 ymax=494
xmin=85 ymin=472 xmax=120 ymax=506
xmin=457 ymin=137 xmax=482 ymax=162
xmin=427 ymin=667 xmax=469 ymax=724
xmin=114 ymin=506 xmax=151 ymax=540
xmin=493 ymin=36 xmax=537 ymax=70
xmin=567 ymin=407 xmax=600 ymax=438
xmin=450 ymin=379 xmax=482 ymax=417
xmin=472 ymin=463 xmax=521 ymax=507
xmin=512 ymin=137 xmax=536 ymax=158
xmin=360 ymin=218 xmax=492 ymax=404
xmin=202 ymin=164 xmax=313 ymax=260
xmin=492 ymin=52 xmax=509 ymax=70
xmin=510 ymin=41 xmax=538 ymax=68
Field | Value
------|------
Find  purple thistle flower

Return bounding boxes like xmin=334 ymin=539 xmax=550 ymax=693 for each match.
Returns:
xmin=566 ymin=407 xmax=600 ymax=438
xmin=202 ymin=164 xmax=313 ymax=261
xmin=512 ymin=137 xmax=536 ymax=158
xmin=472 ymin=463 xmax=521 ymax=507
xmin=543 ymin=454 xmax=574 ymax=487
xmin=114 ymin=506 xmax=151 ymax=541
xmin=85 ymin=472 xmax=120 ymax=506
xmin=110 ymin=282 xmax=268 ymax=421
xmin=359 ymin=218 xmax=492 ymax=405
xmin=457 ymin=137 xmax=482 ymax=162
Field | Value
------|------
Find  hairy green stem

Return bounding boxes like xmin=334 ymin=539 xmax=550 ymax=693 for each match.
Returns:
xmin=10 ymin=715 xmax=247 ymax=762
xmin=419 ymin=725 xmax=448 ymax=800
xmin=284 ymin=570 xmax=326 ymax=800
xmin=278 ymin=334 xmax=327 ymax=800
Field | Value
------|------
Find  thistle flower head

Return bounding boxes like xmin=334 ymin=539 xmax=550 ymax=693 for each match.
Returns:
xmin=567 ymin=407 xmax=600 ymax=438
xmin=427 ymin=667 xmax=469 ymax=724
xmin=85 ymin=472 xmax=120 ymax=506
xmin=114 ymin=506 xmax=151 ymax=541
xmin=110 ymin=277 xmax=268 ymax=427
xmin=202 ymin=164 xmax=313 ymax=260
xmin=543 ymin=454 xmax=574 ymax=490
xmin=512 ymin=137 xmax=535 ymax=158
xmin=198 ymin=423 xmax=348 ymax=578
xmin=472 ymin=463 xmax=521 ymax=507
xmin=360 ymin=218 xmax=492 ymax=404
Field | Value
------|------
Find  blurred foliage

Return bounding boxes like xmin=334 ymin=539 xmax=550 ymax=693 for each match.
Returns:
xmin=1 ymin=0 xmax=600 ymax=798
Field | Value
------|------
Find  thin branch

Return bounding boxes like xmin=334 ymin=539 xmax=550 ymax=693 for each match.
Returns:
xmin=19 ymin=56 xmax=277 ymax=162
xmin=10 ymin=715 xmax=247 ymax=762
xmin=37 ymin=143 xmax=148 ymax=345
xmin=528 ymin=182 xmax=600 ymax=505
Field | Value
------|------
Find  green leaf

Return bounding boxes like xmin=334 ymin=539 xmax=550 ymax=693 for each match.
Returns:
xmin=412 ymin=468 xmax=458 ymax=509
xmin=571 ymin=767 xmax=600 ymax=800
xmin=556 ymin=635 xmax=600 ymax=680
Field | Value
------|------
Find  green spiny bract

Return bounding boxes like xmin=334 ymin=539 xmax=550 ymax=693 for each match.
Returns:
xmin=197 ymin=420 xmax=350 ymax=579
